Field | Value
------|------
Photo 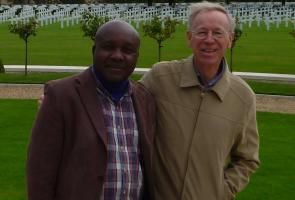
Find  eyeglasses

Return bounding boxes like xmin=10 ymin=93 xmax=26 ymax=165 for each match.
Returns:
xmin=190 ymin=29 xmax=228 ymax=39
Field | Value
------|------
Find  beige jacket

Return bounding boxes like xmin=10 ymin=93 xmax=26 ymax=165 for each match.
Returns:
xmin=140 ymin=57 xmax=260 ymax=200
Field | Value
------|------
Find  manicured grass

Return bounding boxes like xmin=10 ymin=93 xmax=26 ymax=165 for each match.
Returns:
xmin=236 ymin=112 xmax=295 ymax=200
xmin=0 ymin=22 xmax=295 ymax=74
xmin=0 ymin=23 xmax=93 ymax=66
xmin=0 ymin=72 xmax=76 ymax=84
xmin=0 ymin=99 xmax=294 ymax=199
xmin=230 ymin=22 xmax=295 ymax=74
xmin=246 ymin=80 xmax=295 ymax=96
xmin=0 ymin=100 xmax=37 ymax=200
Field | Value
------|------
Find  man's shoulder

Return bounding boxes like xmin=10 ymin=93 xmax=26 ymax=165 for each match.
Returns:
xmin=47 ymin=74 xmax=76 ymax=87
xmin=140 ymin=57 xmax=192 ymax=91
xmin=151 ymin=58 xmax=189 ymax=75
xmin=46 ymin=68 xmax=91 ymax=89
xmin=131 ymin=81 xmax=153 ymax=98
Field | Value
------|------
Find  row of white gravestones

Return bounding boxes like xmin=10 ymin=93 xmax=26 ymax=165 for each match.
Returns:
xmin=225 ymin=3 xmax=295 ymax=31
xmin=238 ymin=17 xmax=295 ymax=31
xmin=1 ymin=2 xmax=295 ymax=30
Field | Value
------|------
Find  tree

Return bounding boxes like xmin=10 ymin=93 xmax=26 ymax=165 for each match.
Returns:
xmin=0 ymin=59 xmax=5 ymax=73
xmin=80 ymin=12 xmax=109 ymax=41
xmin=143 ymin=16 xmax=179 ymax=62
xmin=8 ymin=17 xmax=38 ymax=76
xmin=230 ymin=16 xmax=243 ymax=72
xmin=147 ymin=0 xmax=152 ymax=6
xmin=13 ymin=0 xmax=25 ymax=4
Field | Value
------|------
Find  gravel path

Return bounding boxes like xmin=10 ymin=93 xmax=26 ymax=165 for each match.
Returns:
xmin=1 ymin=84 xmax=294 ymax=114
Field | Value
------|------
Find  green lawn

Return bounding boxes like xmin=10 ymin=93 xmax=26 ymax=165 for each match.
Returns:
xmin=237 ymin=112 xmax=295 ymax=200
xmin=231 ymin=23 xmax=295 ymax=74
xmin=246 ymin=80 xmax=295 ymax=96
xmin=0 ymin=22 xmax=295 ymax=74
xmin=0 ymin=72 xmax=76 ymax=84
xmin=0 ymin=99 xmax=294 ymax=199
xmin=0 ymin=100 xmax=37 ymax=200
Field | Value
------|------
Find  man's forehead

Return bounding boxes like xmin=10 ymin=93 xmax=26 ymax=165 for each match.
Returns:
xmin=97 ymin=21 xmax=138 ymax=37
xmin=193 ymin=10 xmax=230 ymax=30
xmin=98 ymin=31 xmax=138 ymax=42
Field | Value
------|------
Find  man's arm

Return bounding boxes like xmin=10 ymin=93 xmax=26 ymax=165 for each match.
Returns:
xmin=224 ymin=98 xmax=260 ymax=199
xmin=27 ymin=83 xmax=64 ymax=200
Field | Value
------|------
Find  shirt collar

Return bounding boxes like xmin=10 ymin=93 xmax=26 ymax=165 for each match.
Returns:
xmin=180 ymin=56 xmax=231 ymax=102
xmin=193 ymin=57 xmax=225 ymax=89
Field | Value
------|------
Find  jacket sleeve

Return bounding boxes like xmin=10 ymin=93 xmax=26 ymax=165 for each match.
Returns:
xmin=27 ymin=82 xmax=64 ymax=200
xmin=224 ymin=97 xmax=260 ymax=199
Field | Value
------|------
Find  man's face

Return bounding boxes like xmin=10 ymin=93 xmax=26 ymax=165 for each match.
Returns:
xmin=93 ymin=29 xmax=139 ymax=83
xmin=187 ymin=10 xmax=233 ymax=68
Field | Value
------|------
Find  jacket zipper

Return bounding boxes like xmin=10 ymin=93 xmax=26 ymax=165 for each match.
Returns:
xmin=180 ymin=88 xmax=206 ymax=199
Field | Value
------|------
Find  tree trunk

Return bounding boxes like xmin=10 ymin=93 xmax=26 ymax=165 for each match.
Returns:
xmin=158 ymin=42 xmax=162 ymax=62
xmin=230 ymin=47 xmax=233 ymax=73
xmin=25 ymin=38 xmax=28 ymax=76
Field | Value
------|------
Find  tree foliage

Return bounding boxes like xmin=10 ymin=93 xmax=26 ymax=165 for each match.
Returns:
xmin=143 ymin=15 xmax=179 ymax=61
xmin=8 ymin=17 xmax=38 ymax=75
xmin=80 ymin=12 xmax=110 ymax=41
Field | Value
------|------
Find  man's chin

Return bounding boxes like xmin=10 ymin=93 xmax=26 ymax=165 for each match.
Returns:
xmin=104 ymin=75 xmax=128 ymax=83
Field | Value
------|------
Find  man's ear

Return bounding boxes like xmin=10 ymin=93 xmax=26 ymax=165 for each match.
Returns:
xmin=227 ymin=32 xmax=234 ymax=48
xmin=186 ymin=31 xmax=193 ymax=48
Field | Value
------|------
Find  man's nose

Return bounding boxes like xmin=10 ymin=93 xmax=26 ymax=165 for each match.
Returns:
xmin=203 ymin=32 xmax=215 ymax=42
xmin=111 ymin=49 xmax=124 ymax=60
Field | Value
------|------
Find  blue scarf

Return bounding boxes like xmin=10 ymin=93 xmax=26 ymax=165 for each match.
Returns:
xmin=92 ymin=67 xmax=130 ymax=103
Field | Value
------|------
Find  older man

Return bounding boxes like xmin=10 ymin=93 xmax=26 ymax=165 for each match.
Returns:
xmin=27 ymin=20 xmax=156 ymax=200
xmin=141 ymin=2 xmax=260 ymax=200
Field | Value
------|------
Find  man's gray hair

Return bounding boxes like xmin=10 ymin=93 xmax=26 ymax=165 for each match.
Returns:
xmin=187 ymin=1 xmax=235 ymax=33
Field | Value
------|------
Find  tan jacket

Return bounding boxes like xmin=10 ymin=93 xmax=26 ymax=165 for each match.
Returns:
xmin=140 ymin=57 xmax=260 ymax=200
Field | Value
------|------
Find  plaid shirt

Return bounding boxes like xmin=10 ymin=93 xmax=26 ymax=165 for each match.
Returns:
xmin=96 ymin=80 xmax=143 ymax=200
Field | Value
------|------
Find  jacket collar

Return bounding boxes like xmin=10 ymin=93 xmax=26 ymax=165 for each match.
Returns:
xmin=74 ymin=67 xmax=108 ymax=148
xmin=180 ymin=56 xmax=231 ymax=102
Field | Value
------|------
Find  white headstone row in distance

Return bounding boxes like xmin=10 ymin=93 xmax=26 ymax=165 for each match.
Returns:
xmin=0 ymin=2 xmax=295 ymax=30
